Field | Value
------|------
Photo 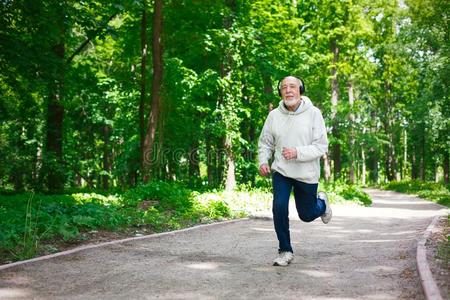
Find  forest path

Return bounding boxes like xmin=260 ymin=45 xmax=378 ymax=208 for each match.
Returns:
xmin=0 ymin=189 xmax=447 ymax=300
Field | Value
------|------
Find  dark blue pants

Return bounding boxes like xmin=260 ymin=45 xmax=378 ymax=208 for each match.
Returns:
xmin=272 ymin=171 xmax=326 ymax=253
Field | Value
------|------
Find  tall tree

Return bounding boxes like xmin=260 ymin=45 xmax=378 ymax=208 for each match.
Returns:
xmin=142 ymin=0 xmax=163 ymax=183
xmin=139 ymin=3 xmax=149 ymax=180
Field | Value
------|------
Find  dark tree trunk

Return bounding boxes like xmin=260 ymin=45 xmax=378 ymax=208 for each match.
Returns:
xmin=330 ymin=38 xmax=341 ymax=180
xmin=45 ymin=100 xmax=64 ymax=191
xmin=368 ymin=147 xmax=379 ymax=183
xmin=347 ymin=81 xmax=355 ymax=184
xmin=383 ymin=82 xmax=396 ymax=182
xmin=102 ymin=124 xmax=112 ymax=190
xmin=332 ymin=134 xmax=341 ymax=180
xmin=411 ymin=152 xmax=418 ymax=180
xmin=12 ymin=169 xmax=23 ymax=192
xmin=44 ymin=4 xmax=66 ymax=192
xmin=188 ymin=141 xmax=200 ymax=179
xmin=384 ymin=130 xmax=396 ymax=181
xmin=142 ymin=0 xmax=163 ymax=183
xmin=262 ymin=73 xmax=273 ymax=100
xmin=420 ymin=131 xmax=426 ymax=180
xmin=361 ymin=146 xmax=366 ymax=186
xmin=139 ymin=8 xmax=148 ymax=178
xmin=156 ymin=106 xmax=165 ymax=180
xmin=224 ymin=135 xmax=236 ymax=191
xmin=12 ymin=131 xmax=25 ymax=191
xmin=206 ymin=139 xmax=215 ymax=187
xmin=444 ymin=152 xmax=449 ymax=184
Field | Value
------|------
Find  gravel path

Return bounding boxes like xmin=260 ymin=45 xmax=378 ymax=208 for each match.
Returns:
xmin=0 ymin=189 xmax=447 ymax=300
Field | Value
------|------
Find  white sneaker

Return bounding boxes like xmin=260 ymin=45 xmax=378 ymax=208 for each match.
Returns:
xmin=319 ymin=191 xmax=332 ymax=224
xmin=273 ymin=251 xmax=294 ymax=266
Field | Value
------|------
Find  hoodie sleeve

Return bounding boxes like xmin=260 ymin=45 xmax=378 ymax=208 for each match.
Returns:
xmin=258 ymin=113 xmax=275 ymax=166
xmin=295 ymin=108 xmax=328 ymax=162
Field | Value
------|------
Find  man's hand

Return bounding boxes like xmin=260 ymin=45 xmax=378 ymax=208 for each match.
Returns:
xmin=259 ymin=164 xmax=271 ymax=176
xmin=282 ymin=147 xmax=297 ymax=160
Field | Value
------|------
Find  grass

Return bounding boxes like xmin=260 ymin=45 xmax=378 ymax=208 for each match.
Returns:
xmin=0 ymin=180 xmax=371 ymax=264
xmin=382 ymin=180 xmax=450 ymax=207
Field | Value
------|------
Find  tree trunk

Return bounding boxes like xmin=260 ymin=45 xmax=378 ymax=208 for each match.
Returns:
xmin=142 ymin=0 xmax=163 ymax=183
xmin=412 ymin=152 xmax=418 ymax=180
xmin=420 ymin=129 xmax=426 ymax=180
xmin=102 ymin=124 xmax=112 ymax=190
xmin=347 ymin=81 xmax=355 ymax=184
xmin=206 ymin=139 xmax=215 ymax=187
xmin=444 ymin=152 xmax=449 ymax=184
xmin=383 ymin=82 xmax=396 ymax=182
xmin=384 ymin=131 xmax=396 ymax=181
xmin=330 ymin=39 xmax=339 ymax=119
xmin=12 ymin=128 xmax=25 ymax=191
xmin=156 ymin=104 xmax=166 ymax=180
xmin=330 ymin=38 xmax=341 ymax=180
xmin=220 ymin=0 xmax=237 ymax=190
xmin=45 ymin=42 xmax=65 ymax=192
xmin=43 ymin=3 xmax=66 ymax=192
xmin=361 ymin=147 xmax=366 ymax=186
xmin=369 ymin=148 xmax=379 ymax=184
xmin=188 ymin=140 xmax=200 ymax=179
xmin=224 ymin=135 xmax=236 ymax=191
xmin=262 ymin=73 xmax=273 ymax=99
xmin=139 ymin=8 xmax=148 ymax=178
xmin=402 ymin=129 xmax=407 ymax=179
xmin=332 ymin=137 xmax=341 ymax=180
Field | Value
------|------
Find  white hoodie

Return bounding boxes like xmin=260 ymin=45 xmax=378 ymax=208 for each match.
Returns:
xmin=258 ymin=96 xmax=328 ymax=183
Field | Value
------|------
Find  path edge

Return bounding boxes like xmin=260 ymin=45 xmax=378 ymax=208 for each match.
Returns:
xmin=0 ymin=218 xmax=249 ymax=271
xmin=416 ymin=214 xmax=445 ymax=300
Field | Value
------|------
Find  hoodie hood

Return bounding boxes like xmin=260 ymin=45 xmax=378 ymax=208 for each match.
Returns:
xmin=278 ymin=96 xmax=313 ymax=115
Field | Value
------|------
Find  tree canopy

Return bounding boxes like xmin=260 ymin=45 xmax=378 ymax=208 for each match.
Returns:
xmin=0 ymin=0 xmax=448 ymax=193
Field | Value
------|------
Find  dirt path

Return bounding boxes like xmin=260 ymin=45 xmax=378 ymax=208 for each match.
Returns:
xmin=0 ymin=189 xmax=447 ymax=300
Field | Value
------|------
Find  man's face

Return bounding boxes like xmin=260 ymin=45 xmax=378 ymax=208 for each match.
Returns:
xmin=280 ymin=77 xmax=301 ymax=106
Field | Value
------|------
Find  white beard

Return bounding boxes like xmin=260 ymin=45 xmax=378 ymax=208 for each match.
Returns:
xmin=283 ymin=98 xmax=298 ymax=107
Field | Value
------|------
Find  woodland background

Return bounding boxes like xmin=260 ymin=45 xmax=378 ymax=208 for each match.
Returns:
xmin=0 ymin=0 xmax=448 ymax=193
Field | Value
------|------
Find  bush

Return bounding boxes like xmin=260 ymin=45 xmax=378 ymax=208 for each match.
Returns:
xmin=0 ymin=192 xmax=130 ymax=261
xmin=122 ymin=180 xmax=194 ymax=213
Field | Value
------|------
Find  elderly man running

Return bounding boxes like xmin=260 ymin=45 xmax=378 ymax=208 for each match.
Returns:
xmin=258 ymin=75 xmax=332 ymax=266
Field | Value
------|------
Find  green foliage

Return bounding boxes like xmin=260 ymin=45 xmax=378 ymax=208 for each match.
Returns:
xmin=0 ymin=192 xmax=128 ymax=254
xmin=122 ymin=181 xmax=193 ymax=212
xmin=320 ymin=181 xmax=372 ymax=207
xmin=383 ymin=180 xmax=450 ymax=207
xmin=1 ymin=0 xmax=448 ymax=192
